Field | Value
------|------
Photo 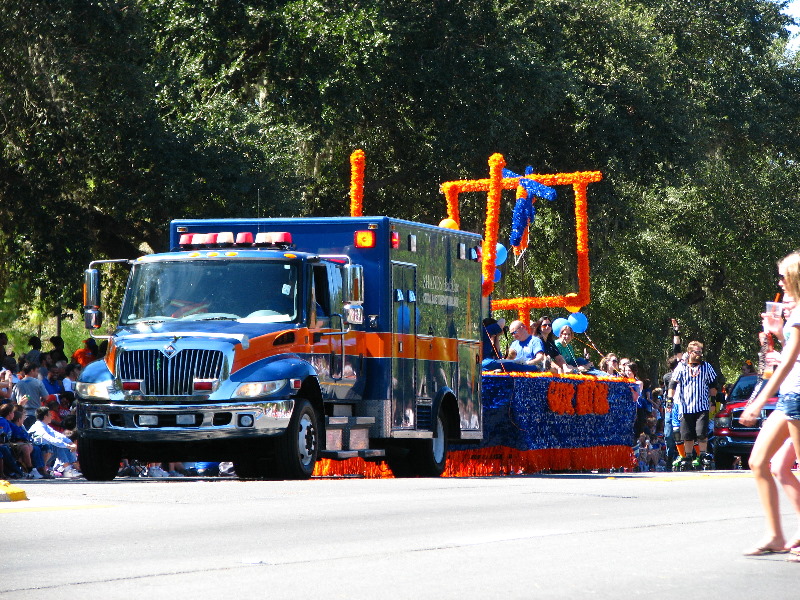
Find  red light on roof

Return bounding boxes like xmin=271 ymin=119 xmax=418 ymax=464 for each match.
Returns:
xmin=354 ymin=230 xmax=376 ymax=248
xmin=179 ymin=234 xmax=193 ymax=247
xmin=205 ymin=233 xmax=219 ymax=245
xmin=390 ymin=232 xmax=400 ymax=249
xmin=271 ymin=232 xmax=292 ymax=244
xmin=236 ymin=232 xmax=254 ymax=245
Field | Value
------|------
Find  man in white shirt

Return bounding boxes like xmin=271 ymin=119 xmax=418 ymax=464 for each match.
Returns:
xmin=27 ymin=407 xmax=81 ymax=478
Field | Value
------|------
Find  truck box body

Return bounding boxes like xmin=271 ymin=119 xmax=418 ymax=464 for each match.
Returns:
xmin=76 ymin=217 xmax=485 ymax=479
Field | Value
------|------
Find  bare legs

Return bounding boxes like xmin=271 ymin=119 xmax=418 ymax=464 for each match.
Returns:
xmin=748 ymin=411 xmax=796 ymax=550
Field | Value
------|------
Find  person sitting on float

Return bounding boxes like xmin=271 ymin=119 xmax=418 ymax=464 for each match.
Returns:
xmin=533 ymin=317 xmax=568 ymax=373
xmin=599 ymin=353 xmax=620 ymax=376
xmin=503 ymin=320 xmax=547 ymax=372
xmin=554 ymin=324 xmax=594 ymax=372
xmin=480 ymin=316 xmax=507 ymax=371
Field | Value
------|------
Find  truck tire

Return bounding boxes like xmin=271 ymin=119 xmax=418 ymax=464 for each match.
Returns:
xmin=713 ymin=452 xmax=733 ymax=470
xmin=234 ymin=440 xmax=280 ymax=480
xmin=273 ymin=398 xmax=319 ymax=480
xmin=78 ymin=437 xmax=120 ymax=481
xmin=410 ymin=410 xmax=449 ymax=477
xmin=388 ymin=408 xmax=449 ymax=478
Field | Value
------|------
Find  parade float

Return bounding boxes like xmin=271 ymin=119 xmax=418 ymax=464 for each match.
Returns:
xmin=313 ymin=151 xmax=636 ymax=478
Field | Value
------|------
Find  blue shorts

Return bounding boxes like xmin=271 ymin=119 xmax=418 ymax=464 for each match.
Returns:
xmin=776 ymin=392 xmax=800 ymax=420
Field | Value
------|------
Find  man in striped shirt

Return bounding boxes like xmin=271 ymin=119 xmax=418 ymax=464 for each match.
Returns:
xmin=667 ymin=341 xmax=719 ymax=468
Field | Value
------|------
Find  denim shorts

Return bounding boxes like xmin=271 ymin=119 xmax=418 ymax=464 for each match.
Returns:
xmin=776 ymin=392 xmax=800 ymax=420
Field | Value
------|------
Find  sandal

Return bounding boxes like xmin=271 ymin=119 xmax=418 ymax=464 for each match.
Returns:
xmin=743 ymin=546 xmax=789 ymax=556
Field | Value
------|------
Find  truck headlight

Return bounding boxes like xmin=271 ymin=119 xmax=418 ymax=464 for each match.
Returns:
xmin=715 ymin=416 xmax=731 ymax=428
xmin=233 ymin=380 xmax=287 ymax=398
xmin=75 ymin=380 xmax=114 ymax=400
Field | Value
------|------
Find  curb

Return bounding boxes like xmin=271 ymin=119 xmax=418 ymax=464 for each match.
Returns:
xmin=0 ymin=479 xmax=29 ymax=502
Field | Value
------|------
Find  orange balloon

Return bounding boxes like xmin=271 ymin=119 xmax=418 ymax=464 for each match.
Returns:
xmin=439 ymin=218 xmax=459 ymax=230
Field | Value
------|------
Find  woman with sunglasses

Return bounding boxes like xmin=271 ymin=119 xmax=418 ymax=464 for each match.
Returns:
xmin=533 ymin=317 xmax=567 ymax=373
xmin=599 ymin=354 xmax=620 ymax=376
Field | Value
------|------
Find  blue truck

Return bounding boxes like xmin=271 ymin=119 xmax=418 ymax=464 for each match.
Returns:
xmin=76 ymin=217 xmax=485 ymax=480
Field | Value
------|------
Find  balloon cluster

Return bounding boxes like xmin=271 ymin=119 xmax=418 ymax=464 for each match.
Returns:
xmin=494 ymin=243 xmax=507 ymax=282
xmin=552 ymin=311 xmax=589 ymax=336
xmin=480 ymin=242 xmax=508 ymax=283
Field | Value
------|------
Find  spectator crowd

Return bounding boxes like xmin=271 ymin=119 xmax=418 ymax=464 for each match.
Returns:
xmin=0 ymin=333 xmax=100 ymax=479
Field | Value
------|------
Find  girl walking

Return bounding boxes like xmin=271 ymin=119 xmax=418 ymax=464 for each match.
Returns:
xmin=740 ymin=251 xmax=800 ymax=558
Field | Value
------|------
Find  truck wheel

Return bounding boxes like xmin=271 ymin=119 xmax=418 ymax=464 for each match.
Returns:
xmin=274 ymin=398 xmax=319 ymax=480
xmin=713 ymin=452 xmax=733 ymax=470
xmin=78 ymin=437 xmax=120 ymax=481
xmin=410 ymin=410 xmax=449 ymax=477
xmin=388 ymin=408 xmax=449 ymax=478
xmin=234 ymin=440 xmax=279 ymax=480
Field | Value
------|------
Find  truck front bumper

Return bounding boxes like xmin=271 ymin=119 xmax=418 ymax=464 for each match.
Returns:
xmin=712 ymin=436 xmax=755 ymax=456
xmin=77 ymin=398 xmax=294 ymax=443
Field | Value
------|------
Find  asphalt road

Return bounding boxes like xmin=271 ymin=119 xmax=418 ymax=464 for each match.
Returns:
xmin=3 ymin=471 xmax=799 ymax=599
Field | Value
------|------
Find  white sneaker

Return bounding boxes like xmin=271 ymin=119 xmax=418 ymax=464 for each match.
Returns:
xmin=62 ymin=467 xmax=82 ymax=479
xmin=147 ymin=465 xmax=170 ymax=478
xmin=30 ymin=468 xmax=44 ymax=479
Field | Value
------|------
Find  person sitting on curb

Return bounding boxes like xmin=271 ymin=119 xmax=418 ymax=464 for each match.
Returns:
xmin=27 ymin=406 xmax=81 ymax=478
xmin=8 ymin=406 xmax=49 ymax=478
xmin=12 ymin=363 xmax=50 ymax=429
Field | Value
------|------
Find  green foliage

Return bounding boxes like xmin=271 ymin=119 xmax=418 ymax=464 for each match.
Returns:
xmin=1 ymin=0 xmax=799 ymax=383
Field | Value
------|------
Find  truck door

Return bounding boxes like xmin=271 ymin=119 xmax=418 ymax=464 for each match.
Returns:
xmin=391 ymin=263 xmax=417 ymax=429
xmin=311 ymin=263 xmax=345 ymax=385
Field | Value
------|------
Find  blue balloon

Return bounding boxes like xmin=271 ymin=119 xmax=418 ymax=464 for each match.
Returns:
xmin=552 ymin=317 xmax=569 ymax=337
xmin=568 ymin=311 xmax=589 ymax=334
xmin=493 ymin=268 xmax=502 ymax=283
xmin=495 ymin=243 xmax=508 ymax=266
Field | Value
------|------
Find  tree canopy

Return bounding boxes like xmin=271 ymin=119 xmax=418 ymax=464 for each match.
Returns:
xmin=1 ymin=0 xmax=799 ymax=380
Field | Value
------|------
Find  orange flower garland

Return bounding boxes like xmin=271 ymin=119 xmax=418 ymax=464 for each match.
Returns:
xmin=481 ymin=153 xmax=505 ymax=296
xmin=547 ymin=380 xmax=576 ymax=415
xmin=349 ymin=149 xmax=366 ymax=217
xmin=482 ymin=369 xmax=631 ymax=384
xmin=439 ymin=158 xmax=601 ymax=305
xmin=442 ymin=183 xmax=461 ymax=226
xmin=545 ymin=379 xmax=612 ymax=416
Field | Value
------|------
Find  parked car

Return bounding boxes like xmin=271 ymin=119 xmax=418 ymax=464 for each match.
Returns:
xmin=712 ymin=374 xmax=777 ymax=469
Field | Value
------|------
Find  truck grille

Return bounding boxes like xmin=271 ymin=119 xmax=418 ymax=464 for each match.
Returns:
xmin=117 ymin=349 xmax=225 ymax=396
xmin=728 ymin=407 xmax=774 ymax=430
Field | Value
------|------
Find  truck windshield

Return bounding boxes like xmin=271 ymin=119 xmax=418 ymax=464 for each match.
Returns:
xmin=119 ymin=260 xmax=299 ymax=325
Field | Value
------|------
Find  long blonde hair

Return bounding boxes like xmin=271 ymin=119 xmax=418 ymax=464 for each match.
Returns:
xmin=779 ymin=251 xmax=800 ymax=302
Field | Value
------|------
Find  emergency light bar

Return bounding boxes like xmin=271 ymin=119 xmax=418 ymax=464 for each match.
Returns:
xmin=178 ymin=231 xmax=293 ymax=250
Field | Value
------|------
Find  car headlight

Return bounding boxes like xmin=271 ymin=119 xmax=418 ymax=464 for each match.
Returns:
xmin=75 ymin=380 xmax=113 ymax=400
xmin=233 ymin=380 xmax=287 ymax=398
xmin=715 ymin=416 xmax=731 ymax=428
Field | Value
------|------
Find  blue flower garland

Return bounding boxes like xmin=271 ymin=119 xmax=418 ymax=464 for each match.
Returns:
xmin=503 ymin=166 xmax=557 ymax=247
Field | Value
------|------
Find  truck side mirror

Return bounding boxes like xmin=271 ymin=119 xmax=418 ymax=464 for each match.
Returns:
xmin=344 ymin=264 xmax=364 ymax=304
xmin=84 ymin=308 xmax=104 ymax=330
xmin=83 ymin=268 xmax=104 ymax=330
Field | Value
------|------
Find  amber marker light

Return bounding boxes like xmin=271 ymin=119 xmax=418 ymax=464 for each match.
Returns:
xmin=354 ymin=230 xmax=376 ymax=248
